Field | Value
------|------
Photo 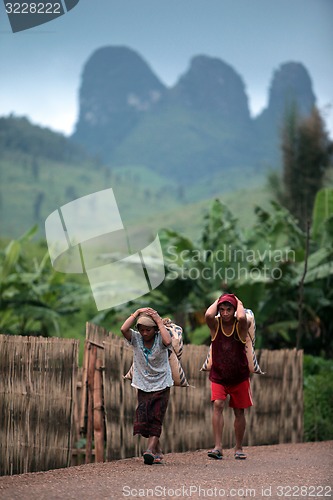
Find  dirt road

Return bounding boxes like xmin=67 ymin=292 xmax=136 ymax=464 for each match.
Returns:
xmin=0 ymin=441 xmax=332 ymax=499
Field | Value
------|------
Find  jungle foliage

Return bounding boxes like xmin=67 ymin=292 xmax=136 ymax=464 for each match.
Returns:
xmin=0 ymin=226 xmax=90 ymax=336
xmin=303 ymin=355 xmax=333 ymax=441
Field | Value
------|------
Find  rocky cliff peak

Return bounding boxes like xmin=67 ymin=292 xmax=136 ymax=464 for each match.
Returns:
xmin=72 ymin=46 xmax=166 ymax=155
xmin=79 ymin=46 xmax=165 ymax=121
xmin=169 ymin=55 xmax=251 ymax=122
xmin=253 ymin=62 xmax=317 ymax=165
xmin=267 ymin=61 xmax=316 ymax=118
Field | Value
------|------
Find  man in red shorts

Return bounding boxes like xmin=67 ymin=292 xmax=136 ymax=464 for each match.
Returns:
xmin=205 ymin=293 xmax=253 ymax=460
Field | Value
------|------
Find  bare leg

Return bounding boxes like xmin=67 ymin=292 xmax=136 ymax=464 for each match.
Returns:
xmin=147 ymin=435 xmax=159 ymax=454
xmin=211 ymin=399 xmax=225 ymax=453
xmin=155 ymin=439 xmax=163 ymax=456
xmin=233 ymin=408 xmax=246 ymax=457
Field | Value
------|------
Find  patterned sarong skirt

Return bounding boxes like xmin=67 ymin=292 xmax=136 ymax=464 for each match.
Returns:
xmin=133 ymin=387 xmax=170 ymax=438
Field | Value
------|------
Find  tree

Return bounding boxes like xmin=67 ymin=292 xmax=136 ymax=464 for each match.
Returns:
xmin=33 ymin=191 xmax=45 ymax=221
xmin=279 ymin=105 xmax=332 ymax=229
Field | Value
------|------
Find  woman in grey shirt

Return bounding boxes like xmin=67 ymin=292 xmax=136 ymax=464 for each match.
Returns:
xmin=121 ymin=307 xmax=173 ymax=465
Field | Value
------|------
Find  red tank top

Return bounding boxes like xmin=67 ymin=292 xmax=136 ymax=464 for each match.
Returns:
xmin=209 ymin=318 xmax=249 ymax=386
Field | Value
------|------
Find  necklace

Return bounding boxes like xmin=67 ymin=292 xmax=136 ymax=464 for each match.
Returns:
xmin=141 ymin=335 xmax=156 ymax=365
xmin=221 ymin=319 xmax=236 ymax=337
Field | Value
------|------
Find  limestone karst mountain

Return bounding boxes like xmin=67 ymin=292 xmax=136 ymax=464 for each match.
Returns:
xmin=70 ymin=46 xmax=316 ymax=182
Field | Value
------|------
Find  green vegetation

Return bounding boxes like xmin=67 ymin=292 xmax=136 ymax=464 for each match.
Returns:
xmin=0 ymin=154 xmax=270 ymax=244
xmin=303 ymin=355 xmax=333 ymax=442
xmin=0 ymin=225 xmax=90 ymax=337
xmin=110 ymin=105 xmax=257 ymax=181
xmin=0 ymin=115 xmax=88 ymax=164
xmin=0 ymin=115 xmax=269 ymax=240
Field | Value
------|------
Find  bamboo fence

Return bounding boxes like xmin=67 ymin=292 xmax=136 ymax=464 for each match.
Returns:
xmin=0 ymin=335 xmax=78 ymax=476
xmin=246 ymin=348 xmax=304 ymax=445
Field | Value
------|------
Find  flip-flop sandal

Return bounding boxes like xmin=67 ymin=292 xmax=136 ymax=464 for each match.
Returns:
xmin=143 ymin=450 xmax=155 ymax=465
xmin=207 ymin=449 xmax=223 ymax=460
xmin=154 ymin=454 xmax=164 ymax=464
xmin=234 ymin=451 xmax=247 ymax=460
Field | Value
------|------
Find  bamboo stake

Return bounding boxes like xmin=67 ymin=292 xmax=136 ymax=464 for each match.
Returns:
xmin=85 ymin=344 xmax=97 ymax=464
xmin=79 ymin=337 xmax=89 ymax=433
xmin=93 ymin=357 xmax=105 ymax=462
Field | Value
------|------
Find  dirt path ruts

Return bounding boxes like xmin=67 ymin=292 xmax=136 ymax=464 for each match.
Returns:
xmin=0 ymin=441 xmax=332 ymax=499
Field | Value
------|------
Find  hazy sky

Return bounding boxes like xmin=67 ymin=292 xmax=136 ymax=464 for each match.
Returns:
xmin=1 ymin=0 xmax=332 ymax=137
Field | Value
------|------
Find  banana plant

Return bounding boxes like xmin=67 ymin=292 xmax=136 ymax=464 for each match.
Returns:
xmin=0 ymin=226 xmax=89 ymax=336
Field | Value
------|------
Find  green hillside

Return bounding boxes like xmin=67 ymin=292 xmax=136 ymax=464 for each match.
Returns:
xmin=0 ymin=115 xmax=269 ymax=240
xmin=0 ymin=149 xmax=269 ymax=242
xmin=0 ymin=115 xmax=88 ymax=164
xmin=111 ymin=106 xmax=257 ymax=181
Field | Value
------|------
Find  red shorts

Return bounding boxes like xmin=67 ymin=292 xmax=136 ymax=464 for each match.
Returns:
xmin=211 ymin=379 xmax=253 ymax=408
